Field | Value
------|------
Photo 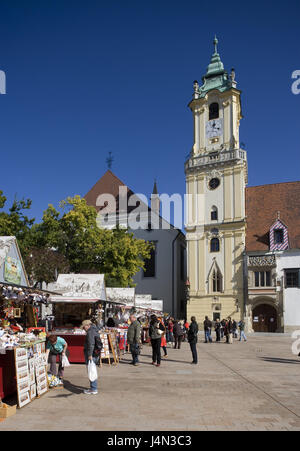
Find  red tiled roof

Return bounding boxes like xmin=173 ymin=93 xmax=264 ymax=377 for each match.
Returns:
xmin=245 ymin=181 xmax=300 ymax=251
xmin=84 ymin=170 xmax=149 ymax=214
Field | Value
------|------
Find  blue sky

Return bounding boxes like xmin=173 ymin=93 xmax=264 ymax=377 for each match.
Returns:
xmin=0 ymin=0 xmax=299 ymax=223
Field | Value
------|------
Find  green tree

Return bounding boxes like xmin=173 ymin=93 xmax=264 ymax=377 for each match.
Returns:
xmin=31 ymin=195 xmax=152 ymax=287
xmin=24 ymin=247 xmax=70 ymax=287
xmin=0 ymin=190 xmax=35 ymax=256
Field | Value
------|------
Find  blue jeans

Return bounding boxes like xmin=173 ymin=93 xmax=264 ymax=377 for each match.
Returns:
xmin=85 ymin=354 xmax=99 ymax=391
xmin=130 ymin=343 xmax=140 ymax=364
xmin=189 ymin=342 xmax=198 ymax=363
xmin=205 ymin=329 xmax=212 ymax=343
xmin=239 ymin=331 xmax=247 ymax=341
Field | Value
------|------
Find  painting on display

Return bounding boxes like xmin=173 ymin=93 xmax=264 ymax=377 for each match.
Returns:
xmin=4 ymin=256 xmax=22 ymax=284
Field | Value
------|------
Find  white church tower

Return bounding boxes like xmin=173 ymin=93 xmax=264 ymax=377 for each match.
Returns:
xmin=185 ymin=37 xmax=248 ymax=324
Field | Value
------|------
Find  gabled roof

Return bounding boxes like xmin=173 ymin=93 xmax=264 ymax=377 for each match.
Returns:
xmin=245 ymin=181 xmax=300 ymax=251
xmin=84 ymin=170 xmax=137 ymax=213
xmin=84 ymin=170 xmax=175 ymax=229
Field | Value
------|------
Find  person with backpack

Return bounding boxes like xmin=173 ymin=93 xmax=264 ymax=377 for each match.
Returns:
xmin=81 ymin=319 xmax=103 ymax=395
xmin=188 ymin=316 xmax=199 ymax=364
xmin=173 ymin=320 xmax=184 ymax=349
xmin=203 ymin=316 xmax=213 ymax=343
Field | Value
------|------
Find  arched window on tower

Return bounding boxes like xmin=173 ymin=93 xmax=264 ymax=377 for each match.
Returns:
xmin=211 ymin=206 xmax=218 ymax=221
xmin=210 ymin=237 xmax=220 ymax=253
xmin=209 ymin=102 xmax=219 ymax=120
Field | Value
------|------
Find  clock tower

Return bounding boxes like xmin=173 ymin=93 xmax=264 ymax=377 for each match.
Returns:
xmin=185 ymin=37 xmax=248 ymax=325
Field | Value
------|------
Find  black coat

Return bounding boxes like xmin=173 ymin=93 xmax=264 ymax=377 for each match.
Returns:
xmin=188 ymin=321 xmax=199 ymax=344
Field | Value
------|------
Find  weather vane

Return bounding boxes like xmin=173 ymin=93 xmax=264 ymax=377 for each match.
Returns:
xmin=106 ymin=151 xmax=114 ymax=170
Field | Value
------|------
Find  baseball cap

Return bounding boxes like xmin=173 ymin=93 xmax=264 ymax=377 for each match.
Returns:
xmin=80 ymin=319 xmax=92 ymax=329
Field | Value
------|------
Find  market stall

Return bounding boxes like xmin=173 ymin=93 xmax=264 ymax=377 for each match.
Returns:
xmin=48 ymin=274 xmax=107 ymax=363
xmin=0 ymin=237 xmax=54 ymax=402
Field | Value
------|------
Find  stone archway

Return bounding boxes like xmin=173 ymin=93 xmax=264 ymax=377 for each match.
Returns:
xmin=252 ymin=304 xmax=278 ymax=332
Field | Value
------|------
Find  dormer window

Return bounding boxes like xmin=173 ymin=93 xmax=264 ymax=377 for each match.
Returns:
xmin=274 ymin=229 xmax=284 ymax=244
xmin=269 ymin=218 xmax=289 ymax=251
xmin=209 ymin=102 xmax=219 ymax=120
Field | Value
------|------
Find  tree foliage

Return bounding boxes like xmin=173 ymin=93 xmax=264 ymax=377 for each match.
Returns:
xmin=0 ymin=190 xmax=35 ymax=256
xmin=30 ymin=195 xmax=153 ymax=287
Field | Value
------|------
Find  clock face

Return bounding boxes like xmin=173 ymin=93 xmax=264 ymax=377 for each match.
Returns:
xmin=206 ymin=118 xmax=223 ymax=138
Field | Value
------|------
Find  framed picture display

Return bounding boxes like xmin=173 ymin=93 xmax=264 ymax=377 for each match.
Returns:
xmin=18 ymin=390 xmax=31 ymax=409
xmin=16 ymin=368 xmax=29 ymax=384
xmin=29 ymin=371 xmax=35 ymax=385
xmin=18 ymin=379 xmax=30 ymax=394
xmin=30 ymin=384 xmax=37 ymax=400
xmin=16 ymin=358 xmax=29 ymax=372
xmin=37 ymin=379 xmax=48 ymax=396
xmin=28 ymin=358 xmax=35 ymax=373
xmin=15 ymin=347 xmax=27 ymax=361
xmin=37 ymin=373 xmax=47 ymax=386
xmin=36 ymin=366 xmax=46 ymax=378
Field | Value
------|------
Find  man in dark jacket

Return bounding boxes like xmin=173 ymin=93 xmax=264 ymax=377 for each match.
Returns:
xmin=81 ymin=319 xmax=102 ymax=395
xmin=203 ymin=316 xmax=212 ymax=343
xmin=188 ymin=316 xmax=199 ymax=364
xmin=127 ymin=314 xmax=141 ymax=366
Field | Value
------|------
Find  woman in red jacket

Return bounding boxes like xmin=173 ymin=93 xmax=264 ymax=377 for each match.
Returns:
xmin=158 ymin=317 xmax=168 ymax=358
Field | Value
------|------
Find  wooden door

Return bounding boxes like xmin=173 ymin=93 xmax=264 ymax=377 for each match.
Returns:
xmin=252 ymin=304 xmax=277 ymax=332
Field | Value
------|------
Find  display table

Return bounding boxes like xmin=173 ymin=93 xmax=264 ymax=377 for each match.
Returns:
xmin=51 ymin=333 xmax=86 ymax=363
xmin=0 ymin=350 xmax=16 ymax=399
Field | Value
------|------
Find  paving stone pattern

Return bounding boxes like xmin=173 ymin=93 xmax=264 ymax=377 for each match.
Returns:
xmin=1 ymin=335 xmax=300 ymax=431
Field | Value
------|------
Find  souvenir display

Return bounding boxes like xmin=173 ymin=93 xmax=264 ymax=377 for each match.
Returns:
xmin=13 ymin=340 xmax=48 ymax=408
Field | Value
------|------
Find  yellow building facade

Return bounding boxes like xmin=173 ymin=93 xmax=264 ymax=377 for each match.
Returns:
xmin=185 ymin=38 xmax=248 ymax=326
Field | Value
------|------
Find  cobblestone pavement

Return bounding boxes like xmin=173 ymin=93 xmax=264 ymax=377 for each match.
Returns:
xmin=1 ymin=335 xmax=300 ymax=431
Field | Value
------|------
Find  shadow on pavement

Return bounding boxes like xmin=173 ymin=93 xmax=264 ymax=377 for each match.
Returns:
xmin=260 ymin=357 xmax=300 ymax=365
xmin=60 ymin=379 xmax=87 ymax=394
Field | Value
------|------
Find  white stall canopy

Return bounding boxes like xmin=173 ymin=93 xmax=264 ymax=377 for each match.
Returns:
xmin=106 ymin=287 xmax=135 ymax=306
xmin=48 ymin=274 xmax=106 ymax=303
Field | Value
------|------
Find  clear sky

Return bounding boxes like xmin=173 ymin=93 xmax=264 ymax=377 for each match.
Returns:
xmin=0 ymin=0 xmax=299 ymax=223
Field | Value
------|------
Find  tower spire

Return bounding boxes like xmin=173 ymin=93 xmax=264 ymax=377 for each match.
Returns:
xmin=213 ymin=35 xmax=218 ymax=54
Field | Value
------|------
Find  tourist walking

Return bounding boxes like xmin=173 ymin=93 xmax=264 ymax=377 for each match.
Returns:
xmin=188 ymin=316 xmax=199 ymax=364
xmin=173 ymin=320 xmax=184 ymax=349
xmin=81 ymin=319 xmax=103 ymax=395
xmin=149 ymin=315 xmax=164 ymax=367
xmin=238 ymin=320 xmax=247 ymax=342
xmin=226 ymin=317 xmax=233 ymax=344
xmin=127 ymin=314 xmax=142 ymax=366
xmin=167 ymin=318 xmax=174 ymax=345
xmin=215 ymin=318 xmax=221 ymax=342
xmin=220 ymin=319 xmax=226 ymax=339
xmin=232 ymin=320 xmax=238 ymax=339
xmin=203 ymin=316 xmax=213 ymax=343
xmin=46 ymin=333 xmax=68 ymax=385
xmin=158 ymin=317 xmax=168 ymax=358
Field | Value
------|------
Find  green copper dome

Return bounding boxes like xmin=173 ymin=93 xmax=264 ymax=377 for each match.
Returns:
xmin=194 ymin=37 xmax=236 ymax=98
